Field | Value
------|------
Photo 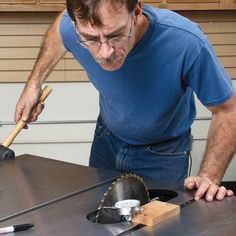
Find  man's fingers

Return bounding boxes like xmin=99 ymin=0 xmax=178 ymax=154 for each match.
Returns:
xmin=14 ymin=103 xmax=25 ymax=123
xmin=184 ymin=176 xmax=234 ymax=201
xmin=215 ymin=186 xmax=234 ymax=200
xmin=22 ymin=105 xmax=32 ymax=122
xmin=204 ymin=184 xmax=219 ymax=201
xmin=184 ymin=177 xmax=196 ymax=189
xmin=215 ymin=186 xmax=227 ymax=200
xmin=35 ymin=102 xmax=45 ymax=116
xmin=15 ymin=86 xmax=42 ymax=123
xmin=30 ymin=102 xmax=45 ymax=122
xmin=194 ymin=180 xmax=210 ymax=201
xmin=226 ymin=189 xmax=234 ymax=197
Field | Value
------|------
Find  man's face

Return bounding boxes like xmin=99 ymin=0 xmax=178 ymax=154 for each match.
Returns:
xmin=75 ymin=5 xmax=135 ymax=71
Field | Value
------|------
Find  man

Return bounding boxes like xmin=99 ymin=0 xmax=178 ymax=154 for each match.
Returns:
xmin=15 ymin=0 xmax=236 ymax=201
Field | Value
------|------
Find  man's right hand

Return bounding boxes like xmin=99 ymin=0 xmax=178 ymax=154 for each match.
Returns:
xmin=14 ymin=85 xmax=45 ymax=123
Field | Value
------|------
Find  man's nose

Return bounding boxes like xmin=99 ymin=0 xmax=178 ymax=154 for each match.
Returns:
xmin=97 ymin=42 xmax=115 ymax=59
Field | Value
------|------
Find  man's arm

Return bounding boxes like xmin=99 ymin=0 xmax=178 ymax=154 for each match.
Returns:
xmin=15 ymin=11 xmax=67 ymax=123
xmin=185 ymin=92 xmax=236 ymax=201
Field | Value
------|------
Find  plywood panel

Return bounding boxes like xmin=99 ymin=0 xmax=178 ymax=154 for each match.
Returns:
xmin=0 ymin=24 xmax=49 ymax=36
xmin=0 ymin=12 xmax=56 ymax=23
xmin=142 ymin=2 xmax=223 ymax=10
xmin=0 ymin=59 xmax=65 ymax=70
xmin=0 ymin=35 xmax=43 ymax=47
xmin=0 ymin=59 xmax=83 ymax=71
xmin=200 ymin=22 xmax=236 ymax=33
xmin=229 ymin=1 xmax=236 ymax=9
xmin=227 ymin=68 xmax=236 ymax=79
xmin=0 ymin=48 xmax=75 ymax=60
xmin=0 ymin=2 xmax=65 ymax=12
xmin=181 ymin=10 xmax=236 ymax=21
xmin=0 ymin=48 xmax=40 ymax=59
xmin=0 ymin=71 xmax=64 ymax=82
xmin=168 ymin=0 xmax=219 ymax=2
xmin=160 ymin=1 xmax=221 ymax=10
xmin=65 ymin=71 xmax=89 ymax=81
xmin=0 ymin=0 xmax=35 ymax=3
xmin=40 ymin=0 xmax=65 ymax=3
xmin=206 ymin=33 xmax=236 ymax=45
xmin=65 ymin=52 xmax=75 ymax=59
xmin=214 ymin=45 xmax=236 ymax=56
xmin=0 ymin=70 xmax=88 ymax=82
xmin=219 ymin=56 xmax=236 ymax=67
xmin=143 ymin=0 xmax=162 ymax=2
xmin=66 ymin=59 xmax=83 ymax=70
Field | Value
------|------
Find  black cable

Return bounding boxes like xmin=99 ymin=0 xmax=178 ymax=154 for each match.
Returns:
xmin=188 ymin=152 xmax=192 ymax=177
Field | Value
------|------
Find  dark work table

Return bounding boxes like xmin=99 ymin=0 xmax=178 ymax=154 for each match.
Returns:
xmin=0 ymin=154 xmax=120 ymax=222
xmin=0 ymin=154 xmax=236 ymax=235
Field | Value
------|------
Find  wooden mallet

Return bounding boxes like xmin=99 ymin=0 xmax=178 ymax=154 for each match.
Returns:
xmin=0 ymin=86 xmax=52 ymax=161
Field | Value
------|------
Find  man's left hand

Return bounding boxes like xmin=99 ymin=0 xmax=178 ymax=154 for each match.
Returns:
xmin=184 ymin=176 xmax=234 ymax=201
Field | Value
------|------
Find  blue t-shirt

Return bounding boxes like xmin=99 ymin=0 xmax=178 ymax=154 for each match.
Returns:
xmin=60 ymin=4 xmax=233 ymax=145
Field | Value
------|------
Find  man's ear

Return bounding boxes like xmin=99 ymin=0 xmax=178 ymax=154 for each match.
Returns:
xmin=133 ymin=0 xmax=142 ymax=25
xmin=134 ymin=0 xmax=142 ymax=16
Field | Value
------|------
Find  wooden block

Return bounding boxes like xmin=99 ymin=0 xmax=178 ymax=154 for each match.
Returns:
xmin=132 ymin=200 xmax=180 ymax=227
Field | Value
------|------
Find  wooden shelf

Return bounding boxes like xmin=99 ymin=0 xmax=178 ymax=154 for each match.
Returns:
xmin=0 ymin=4 xmax=65 ymax=12
xmin=0 ymin=0 xmax=236 ymax=11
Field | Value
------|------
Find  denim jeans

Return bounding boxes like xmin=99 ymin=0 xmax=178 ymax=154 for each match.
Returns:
xmin=89 ymin=116 xmax=191 ymax=185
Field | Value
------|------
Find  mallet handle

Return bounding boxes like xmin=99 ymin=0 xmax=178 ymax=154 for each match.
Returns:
xmin=2 ymin=86 xmax=52 ymax=147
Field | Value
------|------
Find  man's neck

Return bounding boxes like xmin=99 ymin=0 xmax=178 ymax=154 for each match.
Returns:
xmin=134 ymin=14 xmax=149 ymax=45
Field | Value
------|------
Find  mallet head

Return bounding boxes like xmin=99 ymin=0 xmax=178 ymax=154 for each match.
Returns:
xmin=0 ymin=145 xmax=15 ymax=161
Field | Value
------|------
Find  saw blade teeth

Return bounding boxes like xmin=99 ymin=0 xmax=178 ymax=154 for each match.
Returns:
xmin=135 ymin=174 xmax=141 ymax=180
xmin=114 ymin=179 xmax=121 ymax=184
xmin=126 ymin=173 xmax=132 ymax=178
xmin=95 ymin=212 xmax=99 ymax=222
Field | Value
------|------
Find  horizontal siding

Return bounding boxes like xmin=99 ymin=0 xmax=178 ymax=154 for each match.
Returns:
xmin=0 ymin=11 xmax=235 ymax=82
xmin=0 ymin=58 xmax=82 ymax=70
xmin=0 ymin=71 xmax=88 ymax=82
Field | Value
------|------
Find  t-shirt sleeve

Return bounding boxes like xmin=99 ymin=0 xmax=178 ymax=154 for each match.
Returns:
xmin=59 ymin=11 xmax=75 ymax=52
xmin=186 ymin=39 xmax=233 ymax=106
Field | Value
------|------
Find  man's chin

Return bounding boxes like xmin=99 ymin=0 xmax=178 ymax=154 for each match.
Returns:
xmin=99 ymin=61 xmax=124 ymax=71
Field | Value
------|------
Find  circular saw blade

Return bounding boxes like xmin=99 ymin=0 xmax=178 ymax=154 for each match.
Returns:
xmin=96 ymin=173 xmax=150 ymax=224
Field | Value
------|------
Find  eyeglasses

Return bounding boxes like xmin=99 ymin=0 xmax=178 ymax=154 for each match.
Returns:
xmin=75 ymin=14 xmax=132 ymax=51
